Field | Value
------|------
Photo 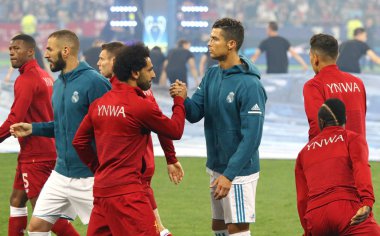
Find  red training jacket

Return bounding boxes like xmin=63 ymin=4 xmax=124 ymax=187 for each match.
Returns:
xmin=295 ymin=126 xmax=374 ymax=233
xmin=0 ymin=59 xmax=56 ymax=163
xmin=72 ymin=82 xmax=185 ymax=197
xmin=142 ymin=89 xmax=177 ymax=179
xmin=303 ymin=65 xmax=366 ymax=141
xmin=110 ymin=76 xmax=178 ymax=179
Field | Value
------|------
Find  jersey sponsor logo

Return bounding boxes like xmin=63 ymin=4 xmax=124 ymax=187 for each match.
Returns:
xmin=248 ymin=103 xmax=262 ymax=114
xmin=226 ymin=92 xmax=235 ymax=103
xmin=306 ymin=134 xmax=344 ymax=151
xmin=326 ymin=82 xmax=361 ymax=94
xmin=97 ymin=105 xmax=126 ymax=118
xmin=42 ymin=77 xmax=53 ymax=87
xmin=71 ymin=91 xmax=79 ymax=103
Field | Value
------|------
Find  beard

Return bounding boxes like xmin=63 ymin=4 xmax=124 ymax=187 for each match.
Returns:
xmin=137 ymin=77 xmax=151 ymax=91
xmin=50 ymin=52 xmax=66 ymax=72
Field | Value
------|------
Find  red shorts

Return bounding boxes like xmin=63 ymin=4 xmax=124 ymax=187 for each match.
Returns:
xmin=304 ymin=200 xmax=380 ymax=236
xmin=13 ymin=161 xmax=56 ymax=199
xmin=142 ymin=177 xmax=157 ymax=210
xmin=87 ymin=192 xmax=159 ymax=236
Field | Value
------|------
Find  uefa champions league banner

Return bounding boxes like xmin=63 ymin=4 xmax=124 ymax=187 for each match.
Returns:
xmin=1 ymin=73 xmax=380 ymax=160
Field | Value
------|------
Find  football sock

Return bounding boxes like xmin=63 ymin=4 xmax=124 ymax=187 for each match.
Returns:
xmin=27 ymin=232 xmax=51 ymax=236
xmin=229 ymin=230 xmax=251 ymax=236
xmin=214 ymin=230 xmax=229 ymax=236
xmin=51 ymin=219 xmax=80 ymax=236
xmin=160 ymin=228 xmax=172 ymax=236
xmin=9 ymin=206 xmax=28 ymax=236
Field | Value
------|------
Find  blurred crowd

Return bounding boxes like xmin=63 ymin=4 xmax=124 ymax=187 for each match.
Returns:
xmin=1 ymin=0 xmax=379 ymax=27
xmin=190 ymin=0 xmax=379 ymax=27
xmin=0 ymin=0 xmax=112 ymax=25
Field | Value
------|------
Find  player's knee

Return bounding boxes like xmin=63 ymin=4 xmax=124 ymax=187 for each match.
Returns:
xmin=212 ymin=219 xmax=227 ymax=231
xmin=28 ymin=217 xmax=54 ymax=232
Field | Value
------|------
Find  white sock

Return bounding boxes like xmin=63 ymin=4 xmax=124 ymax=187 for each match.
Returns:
xmin=28 ymin=232 xmax=51 ymax=236
xmin=10 ymin=206 xmax=28 ymax=217
xmin=214 ymin=230 xmax=229 ymax=236
xmin=230 ymin=230 xmax=251 ymax=236
xmin=160 ymin=229 xmax=171 ymax=236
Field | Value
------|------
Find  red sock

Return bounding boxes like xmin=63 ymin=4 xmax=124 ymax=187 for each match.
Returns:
xmin=51 ymin=219 xmax=80 ymax=236
xmin=8 ymin=216 xmax=27 ymax=236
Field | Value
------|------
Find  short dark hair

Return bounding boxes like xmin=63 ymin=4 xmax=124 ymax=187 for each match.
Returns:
xmin=177 ymin=39 xmax=189 ymax=48
xmin=114 ymin=43 xmax=150 ymax=82
xmin=212 ymin=18 xmax=244 ymax=50
xmin=11 ymin=34 xmax=36 ymax=49
xmin=48 ymin=30 xmax=80 ymax=53
xmin=354 ymin=27 xmax=366 ymax=36
xmin=268 ymin=21 xmax=278 ymax=31
xmin=310 ymin=33 xmax=338 ymax=60
xmin=318 ymin=98 xmax=346 ymax=127
xmin=101 ymin=41 xmax=125 ymax=57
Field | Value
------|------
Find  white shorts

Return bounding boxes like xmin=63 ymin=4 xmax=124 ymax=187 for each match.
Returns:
xmin=208 ymin=168 xmax=259 ymax=224
xmin=33 ymin=170 xmax=94 ymax=224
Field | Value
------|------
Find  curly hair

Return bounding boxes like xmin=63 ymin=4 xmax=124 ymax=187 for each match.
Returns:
xmin=113 ymin=43 xmax=150 ymax=82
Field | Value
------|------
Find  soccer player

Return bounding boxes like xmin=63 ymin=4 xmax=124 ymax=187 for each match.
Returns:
xmin=251 ymin=21 xmax=308 ymax=73
xmin=97 ymin=41 xmax=183 ymax=236
xmin=295 ymin=98 xmax=380 ymax=235
xmin=1 ymin=34 xmax=78 ymax=236
xmin=72 ymin=43 xmax=186 ymax=235
xmin=10 ymin=30 xmax=111 ymax=235
xmin=97 ymin=41 xmax=124 ymax=85
xmin=170 ymin=18 xmax=267 ymax=236
xmin=337 ymin=27 xmax=380 ymax=74
xmin=304 ymin=33 xmax=366 ymax=141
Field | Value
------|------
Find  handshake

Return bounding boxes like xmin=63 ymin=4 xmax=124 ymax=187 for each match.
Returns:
xmin=169 ymin=80 xmax=188 ymax=99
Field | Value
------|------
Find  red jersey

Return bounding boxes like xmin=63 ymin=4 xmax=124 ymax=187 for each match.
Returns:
xmin=0 ymin=59 xmax=56 ymax=163
xmin=142 ymin=89 xmax=177 ymax=179
xmin=303 ymin=65 xmax=366 ymax=140
xmin=72 ymin=82 xmax=185 ymax=197
xmin=295 ymin=126 xmax=375 ymax=232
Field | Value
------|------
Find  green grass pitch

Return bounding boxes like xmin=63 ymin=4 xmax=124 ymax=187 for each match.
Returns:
xmin=1 ymin=154 xmax=380 ymax=235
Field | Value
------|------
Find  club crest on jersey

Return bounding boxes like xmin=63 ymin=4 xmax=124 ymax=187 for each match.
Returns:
xmin=226 ymin=92 xmax=235 ymax=103
xmin=71 ymin=91 xmax=79 ymax=103
xmin=248 ymin=104 xmax=262 ymax=115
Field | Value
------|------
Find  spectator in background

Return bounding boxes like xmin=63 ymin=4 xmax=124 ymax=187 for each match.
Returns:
xmin=21 ymin=12 xmax=37 ymax=36
xmin=337 ymin=27 xmax=380 ymax=74
xmin=199 ymin=50 xmax=218 ymax=78
xmin=83 ymin=39 xmax=105 ymax=72
xmin=150 ymin=46 xmax=166 ymax=85
xmin=251 ymin=21 xmax=308 ymax=73
xmin=346 ymin=16 xmax=363 ymax=39
xmin=161 ymin=39 xmax=199 ymax=87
